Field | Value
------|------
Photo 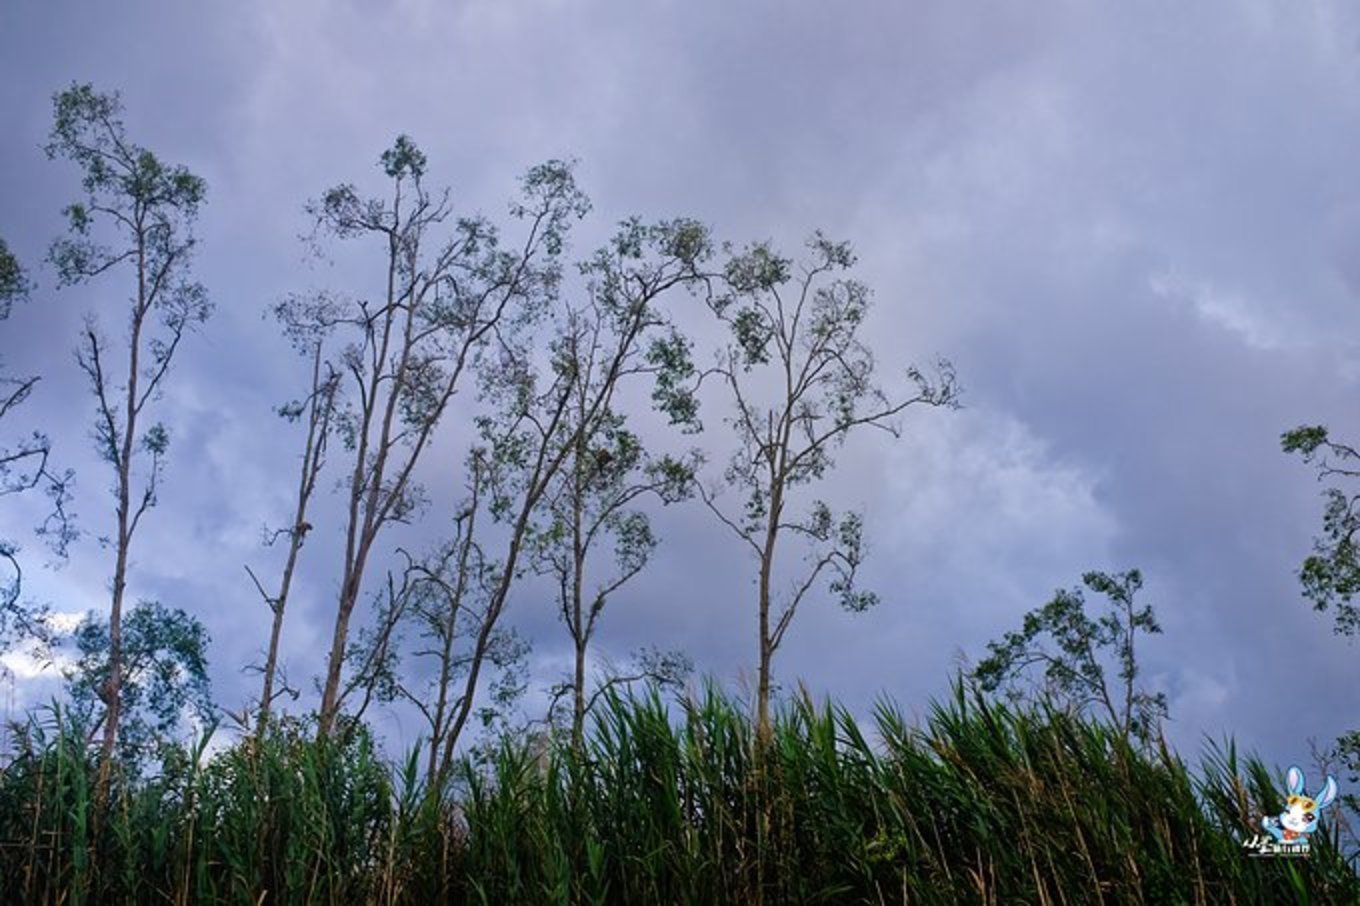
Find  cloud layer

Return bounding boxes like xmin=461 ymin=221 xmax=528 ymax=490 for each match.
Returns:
xmin=2 ymin=0 xmax=1358 ymax=770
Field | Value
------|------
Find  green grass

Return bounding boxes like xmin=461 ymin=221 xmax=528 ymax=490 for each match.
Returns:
xmin=0 ymin=685 xmax=1354 ymax=904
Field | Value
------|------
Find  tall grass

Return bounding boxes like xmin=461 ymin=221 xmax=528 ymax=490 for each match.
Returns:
xmin=0 ymin=686 xmax=1354 ymax=904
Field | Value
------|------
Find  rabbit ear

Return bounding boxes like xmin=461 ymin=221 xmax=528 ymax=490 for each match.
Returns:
xmin=1286 ymin=766 xmax=1305 ymax=795
xmin=1313 ymin=776 xmax=1338 ymax=811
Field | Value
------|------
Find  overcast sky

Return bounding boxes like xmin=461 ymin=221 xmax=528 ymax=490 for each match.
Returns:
xmin=2 ymin=1 xmax=1358 ymax=774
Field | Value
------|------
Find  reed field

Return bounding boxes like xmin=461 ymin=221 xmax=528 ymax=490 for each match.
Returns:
xmin=0 ymin=684 xmax=1354 ymax=905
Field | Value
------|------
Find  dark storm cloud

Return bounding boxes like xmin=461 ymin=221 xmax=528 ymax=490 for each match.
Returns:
xmin=2 ymin=1 xmax=1358 ymax=771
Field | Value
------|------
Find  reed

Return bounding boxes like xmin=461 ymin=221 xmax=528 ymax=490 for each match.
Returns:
xmin=0 ymin=686 xmax=1354 ymax=904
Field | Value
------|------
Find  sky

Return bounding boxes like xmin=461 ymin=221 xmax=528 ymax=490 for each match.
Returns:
xmin=1 ymin=0 xmax=1358 ymax=774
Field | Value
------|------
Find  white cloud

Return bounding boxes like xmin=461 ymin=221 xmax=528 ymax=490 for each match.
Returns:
xmin=880 ymin=406 xmax=1117 ymax=578
xmin=44 ymin=610 xmax=85 ymax=635
xmin=0 ymin=648 xmax=59 ymax=682
xmin=1149 ymin=271 xmax=1289 ymax=351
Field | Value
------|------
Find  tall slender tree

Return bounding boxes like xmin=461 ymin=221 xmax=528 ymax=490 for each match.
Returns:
xmin=698 ymin=234 xmax=959 ymax=739
xmin=291 ymin=136 xmax=589 ymax=736
xmin=390 ymin=217 xmax=711 ymax=769
xmin=45 ymin=84 xmax=211 ymax=791
xmin=244 ymin=340 xmax=338 ymax=734
xmin=527 ymin=282 xmax=700 ymax=748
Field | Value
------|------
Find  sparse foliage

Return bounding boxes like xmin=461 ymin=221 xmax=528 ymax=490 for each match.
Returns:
xmin=697 ymin=233 xmax=959 ymax=737
xmin=1282 ymin=424 xmax=1360 ymax=635
xmin=45 ymin=83 xmax=210 ymax=788
xmin=972 ymin=569 xmax=1169 ymax=746
xmin=527 ymin=219 xmax=708 ymax=747
xmin=381 ymin=467 xmax=532 ymax=785
xmin=545 ymin=646 xmax=693 ymax=738
xmin=0 ymin=237 xmax=76 ymax=639
xmin=392 ymin=215 xmax=710 ymax=769
xmin=289 ymin=136 xmax=589 ymax=736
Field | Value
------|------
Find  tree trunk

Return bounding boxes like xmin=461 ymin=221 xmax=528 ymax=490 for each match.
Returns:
xmin=755 ymin=479 xmax=782 ymax=744
xmin=96 ymin=509 xmax=129 ymax=789
xmin=97 ymin=237 xmax=147 ymax=802
xmin=257 ymin=530 xmax=302 ymax=734
xmin=317 ymin=250 xmax=418 ymax=738
xmin=317 ymin=568 xmax=364 ymax=735
xmin=258 ymin=348 xmax=328 ymax=735
xmin=756 ymin=574 xmax=772 ymax=744
xmin=571 ymin=634 xmax=588 ymax=751
xmin=570 ymin=434 xmax=588 ymax=750
xmin=427 ymin=644 xmax=451 ymax=782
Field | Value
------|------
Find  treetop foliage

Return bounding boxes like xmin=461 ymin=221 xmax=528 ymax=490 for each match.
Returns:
xmin=973 ymin=568 xmax=1169 ymax=746
xmin=46 ymin=84 xmax=206 ymax=287
xmin=0 ymin=237 xmax=32 ymax=318
xmin=66 ymin=601 xmax=213 ymax=770
xmin=1282 ymin=423 xmax=1360 ymax=635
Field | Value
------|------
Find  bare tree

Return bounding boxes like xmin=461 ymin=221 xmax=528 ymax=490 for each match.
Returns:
xmin=544 ymin=646 xmax=692 ymax=747
xmin=386 ymin=477 xmax=529 ymax=784
xmin=1 ymin=237 xmax=76 ymax=629
xmin=291 ymin=135 xmax=589 ymax=736
xmin=244 ymin=342 xmax=338 ymax=734
xmin=45 ymin=84 xmax=211 ymax=790
xmin=697 ymin=234 xmax=959 ymax=739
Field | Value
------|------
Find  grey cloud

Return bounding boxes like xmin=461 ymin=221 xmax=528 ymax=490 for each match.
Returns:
xmin=2 ymin=1 xmax=1358 ymax=772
